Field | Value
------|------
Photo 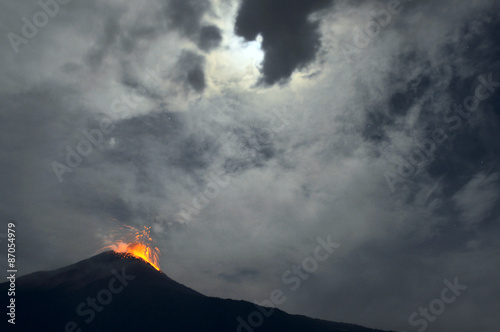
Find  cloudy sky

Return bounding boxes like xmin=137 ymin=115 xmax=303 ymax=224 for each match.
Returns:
xmin=1 ymin=0 xmax=500 ymax=331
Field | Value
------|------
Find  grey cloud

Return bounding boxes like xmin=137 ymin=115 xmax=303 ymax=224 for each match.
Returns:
xmin=86 ymin=15 xmax=122 ymax=68
xmin=175 ymin=50 xmax=207 ymax=92
xmin=217 ymin=268 xmax=261 ymax=284
xmin=235 ymin=0 xmax=334 ymax=85
xmin=197 ymin=25 xmax=222 ymax=52
xmin=163 ymin=0 xmax=222 ymax=52
xmin=162 ymin=0 xmax=211 ymax=38
xmin=453 ymin=172 xmax=499 ymax=227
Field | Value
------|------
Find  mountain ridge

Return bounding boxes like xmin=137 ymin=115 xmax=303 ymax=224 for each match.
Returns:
xmin=1 ymin=251 xmax=396 ymax=332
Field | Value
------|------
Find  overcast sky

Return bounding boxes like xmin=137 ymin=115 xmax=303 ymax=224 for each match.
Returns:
xmin=1 ymin=0 xmax=500 ymax=331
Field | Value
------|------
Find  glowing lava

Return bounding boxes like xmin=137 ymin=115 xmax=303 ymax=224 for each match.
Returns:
xmin=102 ymin=226 xmax=161 ymax=271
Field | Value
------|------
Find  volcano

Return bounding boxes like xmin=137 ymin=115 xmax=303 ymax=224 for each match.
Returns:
xmin=1 ymin=252 xmax=394 ymax=332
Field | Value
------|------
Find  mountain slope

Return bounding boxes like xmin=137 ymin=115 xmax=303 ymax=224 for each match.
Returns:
xmin=1 ymin=251 xmax=394 ymax=332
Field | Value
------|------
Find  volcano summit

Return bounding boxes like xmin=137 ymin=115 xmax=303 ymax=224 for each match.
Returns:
xmin=1 ymin=252 xmax=394 ymax=332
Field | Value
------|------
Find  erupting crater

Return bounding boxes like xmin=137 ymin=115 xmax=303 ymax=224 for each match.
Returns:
xmin=102 ymin=226 xmax=161 ymax=271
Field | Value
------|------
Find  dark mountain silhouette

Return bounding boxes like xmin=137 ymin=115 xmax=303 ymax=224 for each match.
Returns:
xmin=1 ymin=251 xmax=395 ymax=332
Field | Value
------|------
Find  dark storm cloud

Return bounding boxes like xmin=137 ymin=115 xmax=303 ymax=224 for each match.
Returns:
xmin=430 ymin=16 xmax=500 ymax=193
xmin=235 ymin=0 xmax=334 ymax=84
xmin=81 ymin=0 xmax=221 ymax=92
xmin=175 ymin=50 xmax=207 ymax=92
xmin=366 ymin=8 xmax=500 ymax=207
xmin=197 ymin=25 xmax=222 ymax=51
xmin=84 ymin=0 xmax=222 ymax=60
xmin=162 ymin=0 xmax=211 ymax=37
xmin=162 ymin=0 xmax=222 ymax=52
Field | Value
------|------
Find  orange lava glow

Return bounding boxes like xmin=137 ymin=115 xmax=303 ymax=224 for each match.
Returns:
xmin=103 ymin=226 xmax=161 ymax=271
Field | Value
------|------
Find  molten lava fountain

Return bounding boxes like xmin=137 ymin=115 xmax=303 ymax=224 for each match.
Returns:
xmin=102 ymin=226 xmax=161 ymax=271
